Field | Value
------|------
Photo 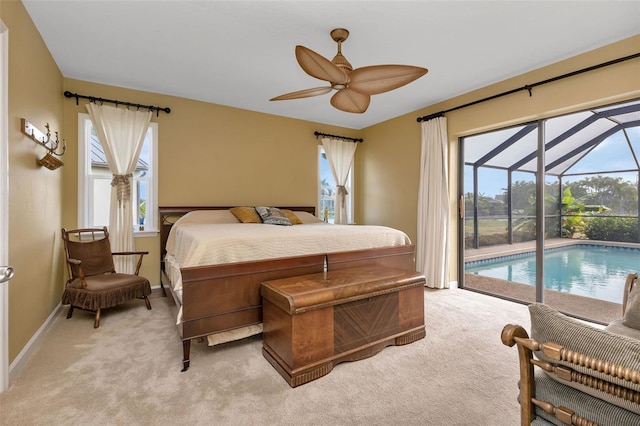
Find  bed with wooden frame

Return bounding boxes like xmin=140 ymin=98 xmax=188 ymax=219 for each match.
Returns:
xmin=159 ymin=206 xmax=416 ymax=371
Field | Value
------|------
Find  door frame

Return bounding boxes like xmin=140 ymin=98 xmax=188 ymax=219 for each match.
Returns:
xmin=457 ymin=136 xmax=465 ymax=289
xmin=0 ymin=19 xmax=10 ymax=393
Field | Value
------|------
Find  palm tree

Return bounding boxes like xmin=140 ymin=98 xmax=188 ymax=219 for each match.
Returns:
xmin=320 ymin=178 xmax=334 ymax=197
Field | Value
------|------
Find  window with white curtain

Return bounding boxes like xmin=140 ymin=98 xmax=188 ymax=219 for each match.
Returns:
xmin=77 ymin=113 xmax=158 ymax=235
xmin=318 ymin=145 xmax=354 ymax=224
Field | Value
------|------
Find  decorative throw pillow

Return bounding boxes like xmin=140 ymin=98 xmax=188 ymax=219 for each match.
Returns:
xmin=255 ymin=206 xmax=292 ymax=226
xmin=623 ymin=283 xmax=640 ymax=330
xmin=281 ymin=209 xmax=303 ymax=225
xmin=230 ymin=206 xmax=262 ymax=223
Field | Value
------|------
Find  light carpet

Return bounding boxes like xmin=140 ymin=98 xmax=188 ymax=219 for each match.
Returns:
xmin=0 ymin=288 xmax=532 ymax=425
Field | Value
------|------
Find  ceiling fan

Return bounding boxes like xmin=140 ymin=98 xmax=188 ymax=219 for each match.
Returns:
xmin=270 ymin=28 xmax=428 ymax=114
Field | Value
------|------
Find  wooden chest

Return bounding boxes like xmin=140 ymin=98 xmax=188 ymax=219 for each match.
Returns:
xmin=260 ymin=266 xmax=426 ymax=387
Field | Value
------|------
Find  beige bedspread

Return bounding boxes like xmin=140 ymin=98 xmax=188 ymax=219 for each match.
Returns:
xmin=171 ymin=222 xmax=410 ymax=290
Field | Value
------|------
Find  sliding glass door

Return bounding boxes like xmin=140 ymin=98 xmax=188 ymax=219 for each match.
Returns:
xmin=460 ymin=122 xmax=541 ymax=305
xmin=459 ymin=98 xmax=640 ymax=324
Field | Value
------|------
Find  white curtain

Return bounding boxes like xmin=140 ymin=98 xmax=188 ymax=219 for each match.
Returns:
xmin=416 ymin=117 xmax=450 ymax=288
xmin=86 ymin=103 xmax=152 ymax=274
xmin=322 ymin=137 xmax=357 ymax=225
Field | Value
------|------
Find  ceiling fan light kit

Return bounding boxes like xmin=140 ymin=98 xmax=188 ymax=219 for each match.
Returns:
xmin=270 ymin=28 xmax=428 ymax=113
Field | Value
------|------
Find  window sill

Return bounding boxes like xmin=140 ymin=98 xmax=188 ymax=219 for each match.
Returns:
xmin=134 ymin=230 xmax=159 ymax=238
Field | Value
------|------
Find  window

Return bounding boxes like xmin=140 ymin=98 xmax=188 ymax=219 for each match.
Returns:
xmin=318 ymin=145 xmax=354 ymax=224
xmin=78 ymin=113 xmax=158 ymax=235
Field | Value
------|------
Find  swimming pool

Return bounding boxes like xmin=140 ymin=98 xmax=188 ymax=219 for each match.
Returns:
xmin=465 ymin=245 xmax=640 ymax=303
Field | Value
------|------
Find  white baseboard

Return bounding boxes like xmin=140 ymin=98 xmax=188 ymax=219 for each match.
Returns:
xmin=423 ymin=281 xmax=458 ymax=289
xmin=9 ymin=302 xmax=61 ymax=385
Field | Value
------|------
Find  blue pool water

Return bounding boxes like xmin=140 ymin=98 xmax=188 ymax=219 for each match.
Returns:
xmin=465 ymin=245 xmax=640 ymax=304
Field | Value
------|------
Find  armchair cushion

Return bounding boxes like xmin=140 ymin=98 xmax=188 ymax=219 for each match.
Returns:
xmin=63 ymin=273 xmax=151 ymax=311
xmin=532 ymin=370 xmax=640 ymax=425
xmin=66 ymin=237 xmax=115 ymax=277
xmin=529 ymin=303 xmax=640 ymax=415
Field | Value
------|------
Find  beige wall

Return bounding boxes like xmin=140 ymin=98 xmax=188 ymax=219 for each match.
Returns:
xmin=362 ymin=34 xmax=640 ymax=284
xmin=1 ymin=1 xmax=64 ymax=363
xmin=62 ymin=79 xmax=364 ymax=286
xmin=357 ymin=113 xmax=422 ymax=240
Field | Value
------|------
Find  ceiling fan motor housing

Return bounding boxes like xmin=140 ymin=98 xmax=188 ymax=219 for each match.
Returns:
xmin=330 ymin=28 xmax=353 ymax=75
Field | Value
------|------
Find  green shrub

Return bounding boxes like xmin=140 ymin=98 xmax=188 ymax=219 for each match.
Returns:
xmin=584 ymin=216 xmax=639 ymax=243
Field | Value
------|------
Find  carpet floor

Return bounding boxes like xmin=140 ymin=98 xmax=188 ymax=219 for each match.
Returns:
xmin=0 ymin=288 xmax=535 ymax=425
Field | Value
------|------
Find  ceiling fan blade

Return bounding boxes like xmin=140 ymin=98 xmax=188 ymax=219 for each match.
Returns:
xmin=295 ymin=45 xmax=349 ymax=84
xmin=330 ymin=89 xmax=370 ymax=114
xmin=348 ymin=65 xmax=428 ymax=95
xmin=270 ymin=86 xmax=333 ymax=101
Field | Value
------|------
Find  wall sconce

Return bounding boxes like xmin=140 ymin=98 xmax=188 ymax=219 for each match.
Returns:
xmin=21 ymin=118 xmax=66 ymax=170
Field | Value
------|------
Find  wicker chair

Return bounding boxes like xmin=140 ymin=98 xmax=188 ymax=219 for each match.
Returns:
xmin=61 ymin=227 xmax=152 ymax=328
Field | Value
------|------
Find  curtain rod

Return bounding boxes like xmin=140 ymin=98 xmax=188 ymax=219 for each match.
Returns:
xmin=314 ymin=131 xmax=363 ymax=143
xmin=63 ymin=91 xmax=171 ymax=116
xmin=416 ymin=52 xmax=640 ymax=123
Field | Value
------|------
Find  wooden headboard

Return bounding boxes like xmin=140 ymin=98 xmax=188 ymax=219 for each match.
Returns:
xmin=158 ymin=206 xmax=317 ymax=269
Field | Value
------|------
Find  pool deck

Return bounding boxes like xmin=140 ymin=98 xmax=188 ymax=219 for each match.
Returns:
xmin=463 ymin=238 xmax=640 ymax=324
xmin=465 ymin=238 xmax=640 ymax=263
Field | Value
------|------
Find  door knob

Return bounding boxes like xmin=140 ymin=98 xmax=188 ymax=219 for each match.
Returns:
xmin=0 ymin=266 xmax=14 ymax=283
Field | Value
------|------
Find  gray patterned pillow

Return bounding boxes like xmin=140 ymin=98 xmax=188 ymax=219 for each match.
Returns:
xmin=254 ymin=207 xmax=292 ymax=226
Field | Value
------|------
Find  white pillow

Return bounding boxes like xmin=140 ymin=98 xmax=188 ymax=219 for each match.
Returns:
xmin=175 ymin=210 xmax=240 ymax=225
xmin=293 ymin=211 xmax=325 ymax=224
xmin=165 ymin=210 xmax=240 ymax=255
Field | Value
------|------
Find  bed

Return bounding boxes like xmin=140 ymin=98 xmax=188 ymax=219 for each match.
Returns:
xmin=159 ymin=206 xmax=416 ymax=371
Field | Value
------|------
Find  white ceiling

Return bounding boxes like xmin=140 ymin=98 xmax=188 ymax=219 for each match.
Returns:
xmin=22 ymin=1 xmax=640 ymax=130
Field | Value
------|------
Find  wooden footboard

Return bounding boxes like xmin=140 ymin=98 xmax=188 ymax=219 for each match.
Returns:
xmin=327 ymin=244 xmax=416 ymax=271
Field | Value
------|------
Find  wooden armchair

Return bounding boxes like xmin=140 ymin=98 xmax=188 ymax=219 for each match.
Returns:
xmin=61 ymin=227 xmax=152 ymax=328
xmin=501 ymin=273 xmax=640 ymax=425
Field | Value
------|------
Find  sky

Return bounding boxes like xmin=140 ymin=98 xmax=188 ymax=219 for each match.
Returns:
xmin=464 ymin=126 xmax=639 ymax=197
